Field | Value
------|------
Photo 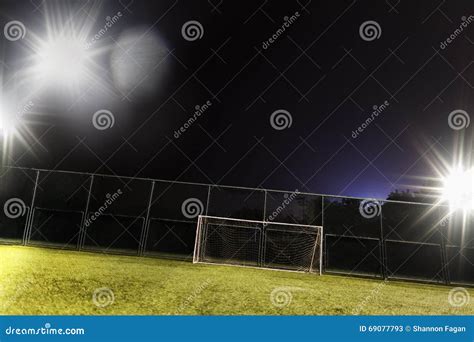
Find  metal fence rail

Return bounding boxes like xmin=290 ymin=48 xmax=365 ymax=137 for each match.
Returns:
xmin=0 ymin=166 xmax=472 ymax=286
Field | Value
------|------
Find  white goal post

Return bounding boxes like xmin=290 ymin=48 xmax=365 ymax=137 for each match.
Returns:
xmin=193 ymin=215 xmax=323 ymax=274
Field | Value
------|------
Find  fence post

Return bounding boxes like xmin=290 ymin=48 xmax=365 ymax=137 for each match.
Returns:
xmin=262 ymin=189 xmax=267 ymax=222
xmin=379 ymin=202 xmax=388 ymax=280
xmin=139 ymin=180 xmax=155 ymax=256
xmin=321 ymin=196 xmax=325 ymax=273
xmin=200 ymin=185 xmax=213 ymax=259
xmin=439 ymin=228 xmax=450 ymax=285
xmin=259 ymin=190 xmax=268 ymax=267
xmin=78 ymin=175 xmax=94 ymax=250
xmin=23 ymin=170 xmax=40 ymax=245
xmin=204 ymin=185 xmax=211 ymax=216
xmin=438 ymin=209 xmax=450 ymax=285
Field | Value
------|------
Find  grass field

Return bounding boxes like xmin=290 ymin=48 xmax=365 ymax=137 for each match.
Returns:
xmin=0 ymin=245 xmax=472 ymax=315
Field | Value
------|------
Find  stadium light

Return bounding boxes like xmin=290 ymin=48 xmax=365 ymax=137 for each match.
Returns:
xmin=27 ymin=31 xmax=106 ymax=94
xmin=0 ymin=87 xmax=38 ymax=158
xmin=33 ymin=36 xmax=90 ymax=86
xmin=0 ymin=2 xmax=111 ymax=163
xmin=441 ymin=167 xmax=474 ymax=211
xmin=20 ymin=2 xmax=108 ymax=95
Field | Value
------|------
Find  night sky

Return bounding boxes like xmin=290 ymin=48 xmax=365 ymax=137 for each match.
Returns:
xmin=1 ymin=0 xmax=473 ymax=199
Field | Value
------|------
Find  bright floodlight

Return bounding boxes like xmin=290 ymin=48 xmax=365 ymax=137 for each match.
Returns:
xmin=34 ymin=36 xmax=90 ymax=86
xmin=20 ymin=2 xmax=109 ymax=94
xmin=442 ymin=168 xmax=474 ymax=210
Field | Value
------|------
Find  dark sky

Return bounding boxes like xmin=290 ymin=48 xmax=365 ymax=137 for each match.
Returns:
xmin=1 ymin=0 xmax=473 ymax=199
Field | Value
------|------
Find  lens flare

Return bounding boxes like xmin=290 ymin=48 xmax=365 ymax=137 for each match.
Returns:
xmin=441 ymin=167 xmax=474 ymax=210
xmin=34 ymin=36 xmax=90 ymax=86
xmin=18 ymin=1 xmax=109 ymax=96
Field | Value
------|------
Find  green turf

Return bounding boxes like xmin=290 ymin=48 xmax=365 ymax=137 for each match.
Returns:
xmin=0 ymin=245 xmax=472 ymax=315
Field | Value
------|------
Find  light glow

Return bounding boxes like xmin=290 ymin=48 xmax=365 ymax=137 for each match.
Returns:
xmin=19 ymin=1 xmax=110 ymax=95
xmin=441 ymin=167 xmax=474 ymax=211
xmin=0 ymin=1 xmax=112 ymax=163
xmin=0 ymin=97 xmax=18 ymax=136
xmin=0 ymin=85 xmax=39 ymax=163
xmin=34 ymin=36 xmax=90 ymax=86
xmin=0 ymin=107 xmax=4 ymax=132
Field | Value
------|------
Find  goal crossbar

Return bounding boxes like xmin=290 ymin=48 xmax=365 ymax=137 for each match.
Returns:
xmin=199 ymin=215 xmax=323 ymax=229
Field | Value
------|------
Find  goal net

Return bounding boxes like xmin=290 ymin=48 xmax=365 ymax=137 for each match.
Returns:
xmin=193 ymin=215 xmax=323 ymax=274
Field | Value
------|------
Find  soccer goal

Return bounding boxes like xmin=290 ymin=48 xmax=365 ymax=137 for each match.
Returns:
xmin=193 ymin=215 xmax=323 ymax=274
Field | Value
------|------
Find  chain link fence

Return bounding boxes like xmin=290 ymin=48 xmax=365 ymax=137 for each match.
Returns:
xmin=0 ymin=166 xmax=472 ymax=285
